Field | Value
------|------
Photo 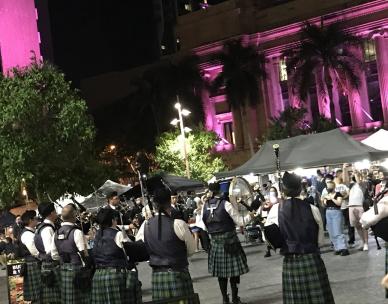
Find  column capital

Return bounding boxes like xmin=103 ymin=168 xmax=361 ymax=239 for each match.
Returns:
xmin=366 ymin=27 xmax=388 ymax=39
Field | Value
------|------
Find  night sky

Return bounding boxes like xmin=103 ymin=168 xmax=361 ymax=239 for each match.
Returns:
xmin=47 ymin=0 xmax=161 ymax=87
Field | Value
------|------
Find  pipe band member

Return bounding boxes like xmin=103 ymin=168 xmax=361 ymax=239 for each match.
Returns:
xmin=91 ymin=208 xmax=142 ymax=304
xmin=266 ymin=172 xmax=335 ymax=304
xmin=202 ymin=182 xmax=251 ymax=304
xmin=20 ymin=210 xmax=41 ymax=303
xmin=51 ymin=204 xmax=90 ymax=304
xmin=136 ymin=188 xmax=197 ymax=302
xmin=35 ymin=202 xmax=61 ymax=303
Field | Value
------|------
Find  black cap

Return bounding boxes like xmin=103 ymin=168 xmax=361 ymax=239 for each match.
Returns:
xmin=282 ymin=172 xmax=302 ymax=197
xmin=38 ymin=202 xmax=55 ymax=218
xmin=96 ymin=208 xmax=118 ymax=227
xmin=208 ymin=182 xmax=220 ymax=193
xmin=153 ymin=188 xmax=171 ymax=207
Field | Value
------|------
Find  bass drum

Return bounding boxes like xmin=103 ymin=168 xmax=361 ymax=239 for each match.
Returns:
xmin=371 ymin=217 xmax=388 ymax=242
xmin=228 ymin=177 xmax=254 ymax=208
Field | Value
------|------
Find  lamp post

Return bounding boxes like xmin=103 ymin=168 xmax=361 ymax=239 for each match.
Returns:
xmin=171 ymin=96 xmax=191 ymax=178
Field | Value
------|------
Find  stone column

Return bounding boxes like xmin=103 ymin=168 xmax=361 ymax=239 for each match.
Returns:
xmin=375 ymin=35 xmax=388 ymax=126
xmin=264 ymin=57 xmax=284 ymax=119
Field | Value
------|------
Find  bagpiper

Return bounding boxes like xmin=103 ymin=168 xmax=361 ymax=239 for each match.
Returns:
xmin=91 ymin=208 xmax=142 ymax=304
xmin=266 ymin=172 xmax=335 ymax=304
xmin=202 ymin=182 xmax=251 ymax=304
xmin=136 ymin=188 xmax=197 ymax=302
xmin=35 ymin=202 xmax=61 ymax=303
xmin=19 ymin=210 xmax=42 ymax=303
xmin=51 ymin=204 xmax=91 ymax=304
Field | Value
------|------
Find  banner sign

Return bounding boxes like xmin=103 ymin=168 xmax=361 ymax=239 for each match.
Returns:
xmin=7 ymin=259 xmax=25 ymax=304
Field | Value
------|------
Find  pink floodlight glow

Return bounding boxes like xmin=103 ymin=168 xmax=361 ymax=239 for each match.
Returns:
xmin=0 ymin=0 xmax=41 ymax=73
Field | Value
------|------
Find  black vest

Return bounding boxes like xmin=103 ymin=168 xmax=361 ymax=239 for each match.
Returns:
xmin=93 ymin=228 xmax=128 ymax=268
xmin=279 ymin=198 xmax=319 ymax=254
xmin=34 ymin=222 xmax=55 ymax=261
xmin=19 ymin=229 xmax=38 ymax=262
xmin=202 ymin=198 xmax=235 ymax=234
xmin=54 ymin=225 xmax=82 ymax=265
xmin=144 ymin=215 xmax=188 ymax=269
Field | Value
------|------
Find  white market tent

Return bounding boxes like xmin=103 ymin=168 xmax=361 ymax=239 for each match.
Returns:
xmin=215 ymin=129 xmax=388 ymax=178
xmin=361 ymin=129 xmax=388 ymax=151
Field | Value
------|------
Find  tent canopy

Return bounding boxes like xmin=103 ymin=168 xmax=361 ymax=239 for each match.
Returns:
xmin=216 ymin=129 xmax=388 ymax=178
xmin=124 ymin=173 xmax=205 ymax=198
xmin=361 ymin=129 xmax=388 ymax=151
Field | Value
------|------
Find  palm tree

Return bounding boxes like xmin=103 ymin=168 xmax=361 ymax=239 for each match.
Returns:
xmin=211 ymin=39 xmax=266 ymax=155
xmin=285 ymin=21 xmax=363 ymax=125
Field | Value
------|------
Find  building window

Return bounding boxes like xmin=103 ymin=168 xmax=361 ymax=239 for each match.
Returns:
xmin=215 ymin=101 xmax=231 ymax=115
xmin=280 ymin=81 xmax=289 ymax=108
xmin=364 ymin=40 xmax=376 ymax=62
xmin=339 ymin=93 xmax=351 ymax=126
xmin=223 ymin=121 xmax=235 ymax=145
xmin=279 ymin=58 xmax=288 ymax=81
xmin=366 ymin=60 xmax=383 ymax=121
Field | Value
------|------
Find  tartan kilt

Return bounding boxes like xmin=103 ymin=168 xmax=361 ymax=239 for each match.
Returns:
xmin=91 ymin=268 xmax=142 ymax=304
xmin=60 ymin=264 xmax=90 ymax=304
xmin=41 ymin=261 xmax=61 ymax=304
xmin=208 ymin=231 xmax=249 ymax=278
xmin=152 ymin=270 xmax=194 ymax=303
xmin=282 ymin=253 xmax=335 ymax=304
xmin=24 ymin=261 xmax=42 ymax=302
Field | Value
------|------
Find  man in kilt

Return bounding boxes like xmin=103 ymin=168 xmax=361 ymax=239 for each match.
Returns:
xmin=35 ymin=202 xmax=61 ymax=304
xmin=266 ymin=172 xmax=335 ymax=304
xmin=202 ymin=182 xmax=252 ymax=304
xmin=91 ymin=208 xmax=142 ymax=304
xmin=19 ymin=210 xmax=42 ymax=303
xmin=136 ymin=188 xmax=197 ymax=302
xmin=51 ymin=204 xmax=91 ymax=304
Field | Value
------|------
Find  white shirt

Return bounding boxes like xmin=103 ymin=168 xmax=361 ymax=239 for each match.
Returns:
xmin=265 ymin=202 xmax=324 ymax=248
xmin=20 ymin=227 xmax=39 ymax=258
xmin=40 ymin=219 xmax=59 ymax=260
xmin=349 ymin=183 xmax=364 ymax=206
xmin=136 ymin=215 xmax=196 ymax=256
xmin=50 ymin=222 xmax=87 ymax=260
xmin=335 ymin=184 xmax=349 ymax=209
xmin=113 ymin=228 xmax=131 ymax=248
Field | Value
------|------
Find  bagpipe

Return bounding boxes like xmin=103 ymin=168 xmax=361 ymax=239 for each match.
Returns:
xmin=263 ymin=144 xmax=285 ymax=250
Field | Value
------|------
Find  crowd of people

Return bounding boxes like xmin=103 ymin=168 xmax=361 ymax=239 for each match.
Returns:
xmin=0 ymin=164 xmax=387 ymax=304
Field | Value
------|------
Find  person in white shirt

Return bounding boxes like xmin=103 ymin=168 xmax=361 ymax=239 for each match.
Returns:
xmin=265 ymin=172 xmax=334 ymax=304
xmin=136 ymin=188 xmax=196 ymax=302
xmin=91 ymin=208 xmax=142 ymax=304
xmin=19 ymin=210 xmax=41 ymax=303
xmin=35 ymin=202 xmax=61 ymax=303
xmin=51 ymin=204 xmax=90 ymax=304
xmin=202 ymin=182 xmax=253 ymax=304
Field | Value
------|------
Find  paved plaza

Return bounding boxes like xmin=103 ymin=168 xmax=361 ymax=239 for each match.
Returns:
xmin=0 ymin=236 xmax=387 ymax=304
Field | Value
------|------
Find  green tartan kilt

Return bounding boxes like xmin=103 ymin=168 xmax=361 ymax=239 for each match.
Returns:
xmin=24 ymin=261 xmax=42 ymax=302
xmin=152 ymin=270 xmax=194 ymax=303
xmin=60 ymin=264 xmax=90 ymax=304
xmin=41 ymin=261 xmax=61 ymax=304
xmin=283 ymin=253 xmax=335 ymax=304
xmin=91 ymin=268 xmax=142 ymax=304
xmin=208 ymin=231 xmax=249 ymax=278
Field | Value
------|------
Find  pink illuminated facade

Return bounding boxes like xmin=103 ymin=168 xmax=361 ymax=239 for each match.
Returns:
xmin=177 ymin=0 xmax=388 ymax=160
xmin=0 ymin=0 xmax=42 ymax=73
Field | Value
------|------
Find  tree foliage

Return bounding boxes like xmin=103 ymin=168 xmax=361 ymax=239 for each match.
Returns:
xmin=265 ymin=107 xmax=336 ymax=140
xmin=0 ymin=61 xmax=107 ymax=208
xmin=211 ymin=39 xmax=266 ymax=154
xmin=285 ymin=21 xmax=363 ymax=124
xmin=155 ymin=128 xmax=225 ymax=181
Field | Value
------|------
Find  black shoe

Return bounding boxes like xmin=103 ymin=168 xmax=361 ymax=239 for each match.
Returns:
xmin=264 ymin=251 xmax=271 ymax=258
xmin=340 ymin=249 xmax=350 ymax=256
xmin=223 ymin=294 xmax=230 ymax=304
xmin=334 ymin=251 xmax=341 ymax=255
xmin=232 ymin=297 xmax=247 ymax=304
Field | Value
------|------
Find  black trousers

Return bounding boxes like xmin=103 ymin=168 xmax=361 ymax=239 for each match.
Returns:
xmin=199 ymin=229 xmax=210 ymax=252
xmin=342 ymin=208 xmax=355 ymax=244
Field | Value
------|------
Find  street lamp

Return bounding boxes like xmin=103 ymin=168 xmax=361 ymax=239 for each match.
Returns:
xmin=170 ymin=96 xmax=191 ymax=178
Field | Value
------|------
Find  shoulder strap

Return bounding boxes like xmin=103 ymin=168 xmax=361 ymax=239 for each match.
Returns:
xmin=36 ymin=223 xmax=54 ymax=235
